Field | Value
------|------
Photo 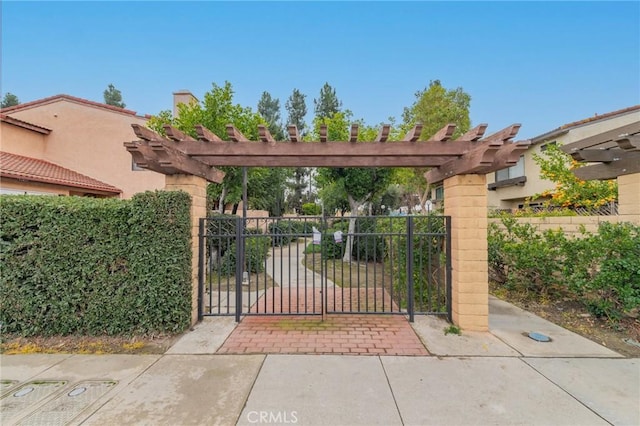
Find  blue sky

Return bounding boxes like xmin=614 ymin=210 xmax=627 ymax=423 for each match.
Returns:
xmin=2 ymin=1 xmax=639 ymax=139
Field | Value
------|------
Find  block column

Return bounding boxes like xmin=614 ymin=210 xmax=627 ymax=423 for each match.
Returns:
xmin=617 ymin=173 xmax=640 ymax=224
xmin=443 ymin=174 xmax=489 ymax=331
xmin=165 ymin=174 xmax=208 ymax=325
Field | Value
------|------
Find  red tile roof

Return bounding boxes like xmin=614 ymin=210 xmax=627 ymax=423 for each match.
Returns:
xmin=0 ymin=151 xmax=122 ymax=195
xmin=0 ymin=94 xmax=140 ymax=117
xmin=0 ymin=113 xmax=52 ymax=134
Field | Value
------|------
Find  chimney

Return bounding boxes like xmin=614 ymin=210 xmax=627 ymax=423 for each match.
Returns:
xmin=173 ymin=90 xmax=198 ymax=117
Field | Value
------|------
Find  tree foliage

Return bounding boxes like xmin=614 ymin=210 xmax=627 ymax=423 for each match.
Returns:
xmin=103 ymin=84 xmax=126 ymax=108
xmin=147 ymin=81 xmax=268 ymax=213
xmin=313 ymin=111 xmax=393 ymax=261
xmin=401 ymin=80 xmax=472 ymax=208
xmin=257 ymin=91 xmax=285 ymax=140
xmin=285 ymin=88 xmax=308 ymax=135
xmin=402 ymin=79 xmax=471 ymax=139
xmin=532 ymin=143 xmax=617 ymax=209
xmin=314 ymin=82 xmax=342 ymax=119
xmin=1 ymin=92 xmax=20 ymax=108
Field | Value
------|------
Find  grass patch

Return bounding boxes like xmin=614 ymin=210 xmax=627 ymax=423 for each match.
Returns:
xmin=303 ymin=253 xmax=392 ymax=290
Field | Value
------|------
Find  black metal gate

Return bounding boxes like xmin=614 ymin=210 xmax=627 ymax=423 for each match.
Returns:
xmin=198 ymin=215 xmax=451 ymax=322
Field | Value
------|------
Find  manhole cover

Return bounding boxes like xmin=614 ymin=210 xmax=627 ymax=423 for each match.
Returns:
xmin=528 ymin=332 xmax=551 ymax=342
xmin=16 ymin=380 xmax=117 ymax=426
xmin=0 ymin=381 xmax=67 ymax=424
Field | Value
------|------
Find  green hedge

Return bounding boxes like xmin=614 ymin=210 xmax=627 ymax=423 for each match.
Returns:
xmin=0 ymin=191 xmax=192 ymax=336
xmin=489 ymin=217 xmax=640 ymax=322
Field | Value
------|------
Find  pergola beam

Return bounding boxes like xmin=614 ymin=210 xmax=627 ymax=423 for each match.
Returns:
xmin=195 ymin=125 xmax=223 ymax=142
xmin=403 ymin=124 xmax=423 ymax=142
xmin=226 ymin=125 xmax=249 ymax=142
xmin=350 ymin=124 xmax=359 ymax=142
xmin=170 ymin=139 xmax=478 ymax=158
xmin=319 ymin=125 xmax=328 ymax=142
xmin=429 ymin=124 xmax=456 ymax=142
xmin=258 ymin=125 xmax=276 ymax=144
xmin=569 ymin=149 xmax=621 ymax=163
xmin=573 ymin=152 xmax=640 ymax=180
xmin=561 ymin=122 xmax=640 ymax=153
xmin=163 ymin=125 xmax=196 ymax=142
xmin=616 ymin=134 xmax=640 ymax=151
xmin=375 ymin=125 xmax=391 ymax=142
xmin=455 ymin=123 xmax=488 ymax=142
xmin=126 ymin=122 xmax=525 ymax=182
xmin=288 ymin=125 xmax=300 ymax=142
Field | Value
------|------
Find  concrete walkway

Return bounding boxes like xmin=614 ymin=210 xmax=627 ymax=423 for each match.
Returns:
xmin=2 ymin=298 xmax=639 ymax=426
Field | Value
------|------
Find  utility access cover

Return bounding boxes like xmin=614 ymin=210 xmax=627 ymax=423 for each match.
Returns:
xmin=16 ymin=381 xmax=117 ymax=426
xmin=0 ymin=381 xmax=67 ymax=424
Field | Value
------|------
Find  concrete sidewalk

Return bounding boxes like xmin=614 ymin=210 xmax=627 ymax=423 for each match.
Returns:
xmin=2 ymin=298 xmax=639 ymax=426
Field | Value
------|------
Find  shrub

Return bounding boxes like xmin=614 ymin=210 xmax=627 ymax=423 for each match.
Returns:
xmin=565 ymin=222 xmax=640 ymax=321
xmin=488 ymin=216 xmax=566 ymax=294
xmin=380 ymin=215 xmax=448 ymax=312
xmin=301 ymin=202 xmax=322 ymax=215
xmin=321 ymin=229 xmax=345 ymax=259
xmin=0 ymin=191 xmax=192 ymax=336
xmin=489 ymin=217 xmax=640 ymax=323
xmin=268 ymin=219 xmax=303 ymax=246
xmin=351 ymin=217 xmax=385 ymax=262
xmin=219 ymin=233 xmax=270 ymax=274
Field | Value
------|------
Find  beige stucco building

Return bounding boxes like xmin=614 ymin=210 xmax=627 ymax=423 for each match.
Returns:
xmin=485 ymin=105 xmax=640 ymax=210
xmin=0 ymin=95 xmax=165 ymax=198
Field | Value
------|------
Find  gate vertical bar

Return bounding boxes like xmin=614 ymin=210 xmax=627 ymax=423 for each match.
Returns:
xmin=197 ymin=218 xmax=206 ymax=321
xmin=322 ymin=216 xmax=327 ymax=321
xmin=407 ymin=215 xmax=415 ymax=322
xmin=235 ymin=217 xmax=243 ymax=322
xmin=445 ymin=216 xmax=453 ymax=322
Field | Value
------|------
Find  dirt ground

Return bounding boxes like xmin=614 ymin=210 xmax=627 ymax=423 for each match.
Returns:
xmin=491 ymin=286 xmax=640 ymax=358
xmin=3 ymin=291 xmax=638 ymax=357
xmin=1 ymin=333 xmax=182 ymax=355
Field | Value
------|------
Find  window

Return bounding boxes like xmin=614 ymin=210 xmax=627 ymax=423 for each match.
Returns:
xmin=132 ymin=158 xmax=144 ymax=171
xmin=540 ymin=141 xmax=557 ymax=152
xmin=434 ymin=186 xmax=444 ymax=200
xmin=495 ymin=155 xmax=524 ymax=182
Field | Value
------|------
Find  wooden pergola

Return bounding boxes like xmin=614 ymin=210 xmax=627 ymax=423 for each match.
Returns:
xmin=561 ymin=122 xmax=640 ymax=180
xmin=124 ymin=122 xmax=529 ymax=183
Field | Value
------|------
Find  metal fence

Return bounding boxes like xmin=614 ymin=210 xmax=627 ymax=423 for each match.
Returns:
xmin=198 ymin=215 xmax=451 ymax=322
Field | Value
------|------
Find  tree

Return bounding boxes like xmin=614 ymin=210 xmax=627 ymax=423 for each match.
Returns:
xmin=103 ymin=84 xmax=126 ymax=108
xmin=1 ymin=92 xmax=20 ymax=108
xmin=285 ymin=88 xmax=307 ymax=135
xmin=147 ymin=81 xmax=266 ymax=213
xmin=532 ymin=142 xmax=617 ymax=209
xmin=285 ymin=88 xmax=310 ymax=213
xmin=257 ymin=91 xmax=285 ymax=140
xmin=314 ymin=111 xmax=393 ymax=261
xmin=314 ymin=82 xmax=342 ymax=119
xmin=401 ymin=80 xmax=472 ymax=210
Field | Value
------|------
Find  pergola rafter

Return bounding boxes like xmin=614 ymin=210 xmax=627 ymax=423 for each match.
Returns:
xmin=125 ymin=121 xmax=526 ymax=183
xmin=561 ymin=123 xmax=640 ymax=181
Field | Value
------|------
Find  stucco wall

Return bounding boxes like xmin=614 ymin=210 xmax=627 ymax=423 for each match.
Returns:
xmin=0 ymin=122 xmax=47 ymax=158
xmin=0 ymin=178 xmax=70 ymax=196
xmin=6 ymin=99 xmax=165 ymax=199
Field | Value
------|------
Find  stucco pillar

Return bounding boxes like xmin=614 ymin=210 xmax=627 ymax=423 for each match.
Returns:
xmin=443 ymin=174 xmax=489 ymax=331
xmin=165 ymin=174 xmax=208 ymax=325
xmin=617 ymin=173 xmax=640 ymax=224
